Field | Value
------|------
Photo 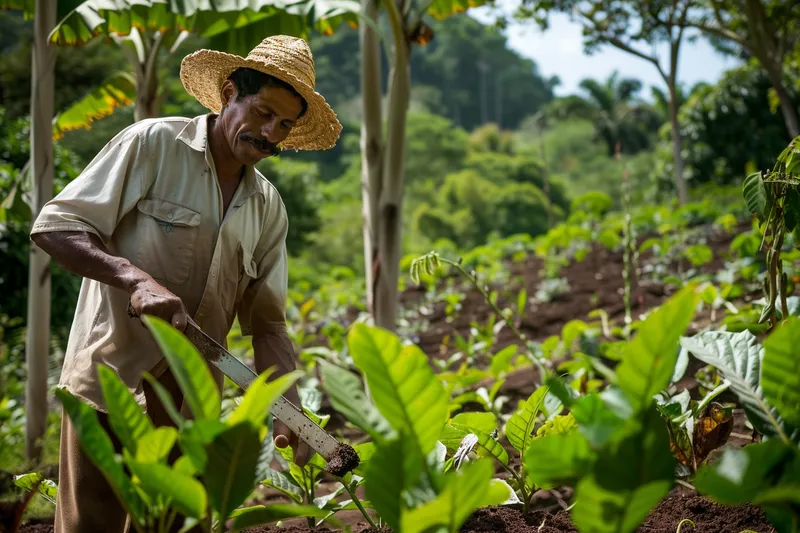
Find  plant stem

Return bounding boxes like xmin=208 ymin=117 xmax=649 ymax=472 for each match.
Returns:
xmin=342 ymin=482 xmax=378 ymax=530
xmin=441 ymin=258 xmax=549 ymax=383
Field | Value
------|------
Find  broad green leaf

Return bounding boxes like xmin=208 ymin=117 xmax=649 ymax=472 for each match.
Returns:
xmin=135 ymin=427 xmax=178 ymax=463
xmin=353 ymin=442 xmax=376 ymax=478
xmin=205 ymin=421 xmax=263 ymax=522
xmin=743 ymin=171 xmax=768 ymax=221
xmin=440 ymin=423 xmax=509 ymax=466
xmin=230 ymin=504 xmax=336 ymax=531
xmin=318 ymin=359 xmax=395 ymax=442
xmin=260 ymin=468 xmax=304 ymax=503
xmin=505 ymin=386 xmax=548 ymax=455
xmin=55 ymin=388 xmax=146 ymax=524
xmin=491 ymin=345 xmax=518 ymax=377
xmin=51 ymin=0 xmax=359 ymax=55
xmin=616 ymin=285 xmax=701 ymax=411
xmin=572 ymin=407 xmax=676 ymax=533
xmin=401 ymin=459 xmax=510 ymax=533
xmin=450 ymin=412 xmax=497 ymax=434
xmin=142 ymin=372 xmax=185 ymax=428
xmin=348 ymin=324 xmax=448 ymax=455
xmin=364 ymin=432 xmax=423 ymax=531
xmin=762 ymin=317 xmax=800 ymax=428
xmin=695 ymin=440 xmax=800 ymax=533
xmin=679 ymin=330 xmax=790 ymax=441
xmin=97 ymin=364 xmax=154 ymax=456
xmin=52 ymin=72 xmax=136 ymax=140
xmin=227 ymin=369 xmax=303 ymax=428
xmin=13 ymin=473 xmax=58 ymax=505
xmin=126 ymin=460 xmax=207 ymax=519
xmin=525 ymin=429 xmax=592 ymax=490
xmin=179 ymin=419 xmax=227 ymax=473
xmin=143 ymin=316 xmax=220 ymax=421
xmin=570 ymin=393 xmax=625 ymax=447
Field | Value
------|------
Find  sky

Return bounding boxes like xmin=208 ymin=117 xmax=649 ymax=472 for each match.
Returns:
xmin=468 ymin=1 xmax=742 ymax=101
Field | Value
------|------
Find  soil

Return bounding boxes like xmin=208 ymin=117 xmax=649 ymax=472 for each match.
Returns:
xmin=324 ymin=443 xmax=361 ymax=477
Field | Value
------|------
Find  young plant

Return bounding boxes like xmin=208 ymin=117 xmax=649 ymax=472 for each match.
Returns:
xmin=680 ymin=318 xmax=800 ymax=532
xmin=742 ymin=134 xmax=800 ymax=328
xmin=410 ymin=251 xmax=549 ymax=383
xmin=55 ymin=315 xmax=333 ymax=533
xmin=318 ymin=324 xmax=513 ymax=532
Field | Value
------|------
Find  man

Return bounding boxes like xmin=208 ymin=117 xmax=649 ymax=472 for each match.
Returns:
xmin=29 ymin=35 xmax=341 ymax=533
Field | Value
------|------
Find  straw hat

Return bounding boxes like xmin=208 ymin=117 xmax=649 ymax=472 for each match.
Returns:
xmin=180 ymin=35 xmax=342 ymax=151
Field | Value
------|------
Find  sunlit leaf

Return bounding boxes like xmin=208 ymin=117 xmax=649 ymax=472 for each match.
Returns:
xmin=97 ymin=364 xmax=153 ymax=456
xmin=126 ymin=460 xmax=207 ymax=519
xmin=52 ymin=72 xmax=136 ymax=140
xmin=762 ymin=317 xmax=800 ymax=428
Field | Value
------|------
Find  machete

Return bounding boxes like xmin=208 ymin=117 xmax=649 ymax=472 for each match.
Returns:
xmin=128 ymin=304 xmax=359 ymax=476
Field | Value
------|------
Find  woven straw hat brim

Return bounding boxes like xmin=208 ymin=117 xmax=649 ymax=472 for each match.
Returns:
xmin=180 ymin=49 xmax=342 ymax=151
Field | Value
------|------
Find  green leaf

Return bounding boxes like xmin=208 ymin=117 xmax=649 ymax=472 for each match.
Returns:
xmin=55 ymin=388 xmax=146 ymax=525
xmin=524 ymin=428 xmax=592 ymax=490
xmin=401 ymin=459 xmax=510 ymax=533
xmin=142 ymin=372 xmax=185 ymax=428
xmin=505 ymin=386 xmax=548 ymax=455
xmin=364 ymin=432 xmax=423 ymax=531
xmin=126 ymin=460 xmax=208 ymax=519
xmin=134 ymin=427 xmax=178 ymax=463
xmin=97 ymin=364 xmax=154 ymax=456
xmin=450 ymin=412 xmax=497 ymax=434
xmin=491 ymin=345 xmax=518 ymax=378
xmin=680 ymin=329 xmax=792 ymax=441
xmin=143 ymin=316 xmax=220 ymax=421
xmin=762 ymin=317 xmax=800 ymax=428
xmin=318 ymin=359 xmax=396 ymax=442
xmin=348 ymin=324 xmax=448 ymax=455
xmin=440 ymin=423 xmax=509 ymax=467
xmin=260 ymin=468 xmax=304 ymax=503
xmin=230 ymin=504 xmax=336 ymax=531
xmin=743 ymin=171 xmax=768 ymax=221
xmin=616 ymin=285 xmax=701 ymax=411
xmin=13 ymin=473 xmax=58 ymax=505
xmin=52 ymin=72 xmax=136 ymax=140
xmin=227 ymin=369 xmax=303 ymax=429
xmin=572 ymin=406 xmax=676 ymax=533
xmin=204 ymin=421 xmax=263 ymax=522
xmin=570 ymin=393 xmax=626 ymax=447
xmin=695 ymin=440 xmax=800 ymax=533
xmin=179 ymin=419 xmax=227 ymax=473
xmin=784 ymin=188 xmax=800 ymax=232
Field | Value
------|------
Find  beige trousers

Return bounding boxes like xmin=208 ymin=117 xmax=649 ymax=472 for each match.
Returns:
xmin=53 ymin=369 xmax=194 ymax=533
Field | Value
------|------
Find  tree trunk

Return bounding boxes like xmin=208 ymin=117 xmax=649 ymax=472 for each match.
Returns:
xmin=132 ymin=32 xmax=163 ymax=121
xmin=25 ymin=0 xmax=56 ymax=462
xmin=360 ymin=0 xmax=383 ymax=316
xmin=373 ymin=0 xmax=411 ymax=331
xmin=668 ymin=81 xmax=688 ymax=205
xmin=765 ymin=65 xmax=800 ymax=138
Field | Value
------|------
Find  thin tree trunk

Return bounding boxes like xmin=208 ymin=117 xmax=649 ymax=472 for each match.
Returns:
xmin=360 ymin=0 xmax=383 ymax=316
xmin=374 ymin=0 xmax=411 ymax=331
xmin=765 ymin=65 xmax=800 ymax=138
xmin=668 ymin=81 xmax=688 ymax=205
xmin=25 ymin=0 xmax=56 ymax=462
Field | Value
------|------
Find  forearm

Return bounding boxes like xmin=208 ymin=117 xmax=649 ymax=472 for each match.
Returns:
xmin=252 ymin=325 xmax=300 ymax=400
xmin=31 ymin=230 xmax=152 ymax=294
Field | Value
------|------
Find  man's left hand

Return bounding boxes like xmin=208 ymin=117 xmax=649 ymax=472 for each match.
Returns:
xmin=273 ymin=416 xmax=311 ymax=467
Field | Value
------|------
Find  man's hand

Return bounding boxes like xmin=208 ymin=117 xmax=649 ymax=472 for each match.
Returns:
xmin=129 ymin=278 xmax=188 ymax=331
xmin=273 ymin=403 xmax=311 ymax=467
xmin=252 ymin=326 xmax=309 ymax=466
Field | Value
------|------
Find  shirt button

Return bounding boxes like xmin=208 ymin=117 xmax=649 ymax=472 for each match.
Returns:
xmin=167 ymin=212 xmax=174 ymax=220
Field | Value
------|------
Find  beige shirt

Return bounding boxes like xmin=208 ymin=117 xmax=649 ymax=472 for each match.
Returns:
xmin=30 ymin=113 xmax=289 ymax=413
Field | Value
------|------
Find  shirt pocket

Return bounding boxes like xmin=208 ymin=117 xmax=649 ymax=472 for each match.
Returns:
xmin=223 ymin=243 xmax=259 ymax=316
xmin=136 ymin=197 xmax=201 ymax=287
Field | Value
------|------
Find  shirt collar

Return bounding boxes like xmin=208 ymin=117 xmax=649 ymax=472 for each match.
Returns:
xmin=177 ymin=113 xmax=266 ymax=202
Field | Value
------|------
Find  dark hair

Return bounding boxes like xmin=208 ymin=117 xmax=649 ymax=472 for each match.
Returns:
xmin=227 ymin=67 xmax=308 ymax=117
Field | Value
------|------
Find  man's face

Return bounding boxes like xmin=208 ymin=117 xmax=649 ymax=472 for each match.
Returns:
xmin=219 ymin=81 xmax=305 ymax=165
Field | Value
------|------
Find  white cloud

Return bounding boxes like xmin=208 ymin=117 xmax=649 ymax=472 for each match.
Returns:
xmin=468 ymin=1 xmax=741 ymax=100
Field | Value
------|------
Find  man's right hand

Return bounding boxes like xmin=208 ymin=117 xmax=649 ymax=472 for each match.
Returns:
xmin=129 ymin=278 xmax=188 ymax=331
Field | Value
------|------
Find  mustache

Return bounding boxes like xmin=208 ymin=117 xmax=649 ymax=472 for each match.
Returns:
xmin=239 ymin=133 xmax=280 ymax=154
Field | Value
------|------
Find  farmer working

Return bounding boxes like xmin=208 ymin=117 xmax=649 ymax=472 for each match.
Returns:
xmin=29 ymin=35 xmax=341 ymax=533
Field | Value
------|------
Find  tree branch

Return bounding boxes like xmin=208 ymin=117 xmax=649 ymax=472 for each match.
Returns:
xmin=605 ymin=33 xmax=669 ymax=83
